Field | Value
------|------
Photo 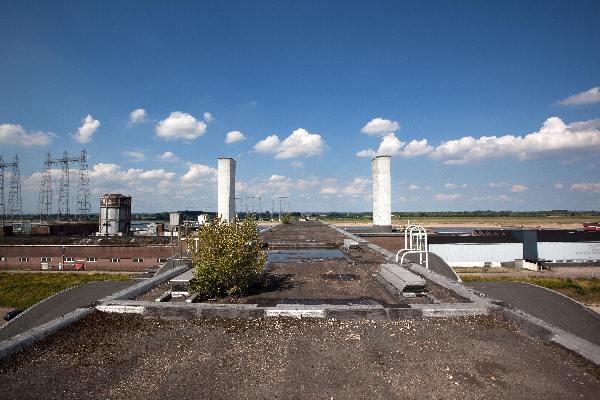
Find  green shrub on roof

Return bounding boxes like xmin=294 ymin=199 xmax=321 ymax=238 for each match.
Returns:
xmin=189 ymin=217 xmax=266 ymax=299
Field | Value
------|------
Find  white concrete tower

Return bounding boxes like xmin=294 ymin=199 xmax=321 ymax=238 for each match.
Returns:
xmin=372 ymin=155 xmax=392 ymax=232
xmin=218 ymin=157 xmax=236 ymax=222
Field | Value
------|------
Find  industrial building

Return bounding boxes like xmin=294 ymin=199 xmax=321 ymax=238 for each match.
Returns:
xmin=360 ymin=229 xmax=600 ymax=268
xmin=98 ymin=193 xmax=132 ymax=236
xmin=0 ymin=236 xmax=172 ymax=272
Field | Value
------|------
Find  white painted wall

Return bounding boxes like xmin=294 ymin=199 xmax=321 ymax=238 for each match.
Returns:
xmin=538 ymin=242 xmax=600 ymax=261
xmin=429 ymin=243 xmax=523 ymax=267
xmin=372 ymin=156 xmax=391 ymax=229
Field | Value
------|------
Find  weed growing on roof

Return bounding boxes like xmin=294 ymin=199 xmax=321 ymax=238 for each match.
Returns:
xmin=189 ymin=217 xmax=267 ymax=299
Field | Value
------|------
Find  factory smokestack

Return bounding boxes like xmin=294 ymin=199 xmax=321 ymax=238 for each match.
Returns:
xmin=217 ymin=158 xmax=236 ymax=222
xmin=372 ymin=155 xmax=391 ymax=233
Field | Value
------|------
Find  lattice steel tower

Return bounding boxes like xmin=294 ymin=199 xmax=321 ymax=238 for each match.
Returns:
xmin=56 ymin=151 xmax=80 ymax=221
xmin=76 ymin=149 xmax=91 ymax=218
xmin=0 ymin=155 xmax=8 ymax=225
xmin=38 ymin=151 xmax=53 ymax=221
xmin=7 ymin=155 xmax=22 ymax=223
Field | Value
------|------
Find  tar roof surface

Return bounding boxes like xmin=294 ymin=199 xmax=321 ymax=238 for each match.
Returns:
xmin=1 ymin=313 xmax=599 ymax=400
xmin=0 ymin=235 xmax=171 ymax=246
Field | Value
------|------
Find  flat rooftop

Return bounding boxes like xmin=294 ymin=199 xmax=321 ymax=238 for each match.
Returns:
xmin=0 ymin=235 xmax=171 ymax=246
xmin=138 ymin=221 xmax=465 ymax=305
xmin=1 ymin=313 xmax=598 ymax=399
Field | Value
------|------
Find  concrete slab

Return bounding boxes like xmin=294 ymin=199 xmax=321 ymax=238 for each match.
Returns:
xmin=343 ymin=238 xmax=359 ymax=249
xmin=378 ymin=263 xmax=426 ymax=293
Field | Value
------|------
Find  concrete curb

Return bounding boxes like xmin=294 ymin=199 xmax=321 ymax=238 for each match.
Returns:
xmin=95 ymin=299 xmax=488 ymax=320
xmin=97 ymin=264 xmax=190 ymax=303
xmin=501 ymin=306 xmax=600 ymax=365
xmin=0 ymin=308 xmax=93 ymax=361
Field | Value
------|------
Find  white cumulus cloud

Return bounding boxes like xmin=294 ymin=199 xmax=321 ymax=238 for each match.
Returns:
xmin=558 ymin=86 xmax=600 ymax=106
xmin=129 ymin=108 xmax=147 ymax=124
xmin=510 ymin=184 xmax=528 ymax=193
xmin=203 ymin=112 xmax=214 ymax=123
xmin=445 ymin=183 xmax=467 ymax=190
xmin=357 ymin=134 xmax=433 ymax=158
xmin=489 ymin=182 xmax=510 ymax=188
xmin=158 ymin=151 xmax=179 ymax=162
xmin=571 ymin=182 xmax=600 ymax=193
xmin=434 ymin=193 xmax=462 ymax=201
xmin=180 ymin=163 xmax=217 ymax=184
xmin=225 ymin=130 xmax=246 ymax=144
xmin=72 ymin=114 xmax=100 ymax=144
xmin=254 ymin=128 xmax=326 ymax=159
xmin=0 ymin=123 xmax=55 ymax=146
xmin=138 ymin=169 xmax=175 ymax=180
xmin=156 ymin=112 xmax=206 ymax=141
xmin=361 ymin=118 xmax=400 ymax=136
xmin=122 ymin=150 xmax=145 ymax=161
xmin=358 ymin=117 xmax=600 ymax=164
xmin=88 ymin=163 xmax=176 ymax=183
xmin=430 ymin=117 xmax=600 ymax=165
xmin=291 ymin=161 xmax=304 ymax=168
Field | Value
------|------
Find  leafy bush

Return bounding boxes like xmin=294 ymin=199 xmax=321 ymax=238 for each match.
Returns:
xmin=189 ymin=217 xmax=267 ymax=299
xmin=281 ymin=214 xmax=291 ymax=224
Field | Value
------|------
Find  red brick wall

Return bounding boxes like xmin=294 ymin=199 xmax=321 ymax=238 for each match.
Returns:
xmin=362 ymin=236 xmax=406 ymax=252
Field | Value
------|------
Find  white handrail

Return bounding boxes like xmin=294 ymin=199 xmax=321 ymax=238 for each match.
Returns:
xmin=395 ymin=224 xmax=429 ymax=269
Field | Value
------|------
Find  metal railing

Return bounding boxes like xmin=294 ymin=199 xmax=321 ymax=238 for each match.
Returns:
xmin=395 ymin=225 xmax=429 ymax=269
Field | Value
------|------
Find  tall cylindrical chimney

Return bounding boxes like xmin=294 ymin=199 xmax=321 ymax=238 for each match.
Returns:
xmin=217 ymin=158 xmax=236 ymax=222
xmin=372 ymin=155 xmax=391 ymax=232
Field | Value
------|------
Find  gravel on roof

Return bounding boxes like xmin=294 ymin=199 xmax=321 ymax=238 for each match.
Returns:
xmin=1 ymin=312 xmax=599 ymax=400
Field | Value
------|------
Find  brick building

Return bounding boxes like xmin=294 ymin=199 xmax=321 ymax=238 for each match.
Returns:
xmin=0 ymin=236 xmax=175 ymax=272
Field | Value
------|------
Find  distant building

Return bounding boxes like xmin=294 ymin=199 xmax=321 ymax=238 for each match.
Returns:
xmin=98 ymin=194 xmax=132 ymax=236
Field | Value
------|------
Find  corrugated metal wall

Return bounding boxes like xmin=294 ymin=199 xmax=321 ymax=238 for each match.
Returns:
xmin=537 ymin=242 xmax=600 ymax=261
xmin=429 ymin=243 xmax=523 ymax=264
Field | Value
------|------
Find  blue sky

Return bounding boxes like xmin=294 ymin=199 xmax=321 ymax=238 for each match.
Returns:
xmin=1 ymin=0 xmax=599 ymax=213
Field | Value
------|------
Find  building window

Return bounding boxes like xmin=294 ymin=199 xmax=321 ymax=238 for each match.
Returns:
xmin=19 ymin=257 xmax=29 ymax=262
xmin=111 ymin=258 xmax=120 ymax=263
xmin=133 ymin=258 xmax=144 ymax=263
xmin=0 ymin=257 xmax=6 ymax=262
xmin=157 ymin=258 xmax=169 ymax=263
xmin=87 ymin=257 xmax=97 ymax=262
xmin=41 ymin=257 xmax=52 ymax=262
xmin=64 ymin=257 xmax=74 ymax=262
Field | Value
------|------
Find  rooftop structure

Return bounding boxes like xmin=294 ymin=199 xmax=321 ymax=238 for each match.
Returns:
xmin=217 ymin=158 xmax=236 ymax=223
xmin=371 ymin=155 xmax=391 ymax=233
xmin=98 ymin=194 xmax=132 ymax=236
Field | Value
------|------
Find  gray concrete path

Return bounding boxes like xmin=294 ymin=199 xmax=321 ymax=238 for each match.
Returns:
xmin=0 ymin=280 xmax=133 ymax=341
xmin=467 ymin=281 xmax=600 ymax=346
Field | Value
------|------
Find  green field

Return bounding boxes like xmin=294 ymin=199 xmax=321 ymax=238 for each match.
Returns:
xmin=0 ymin=272 xmax=131 ymax=309
xmin=460 ymin=275 xmax=600 ymax=305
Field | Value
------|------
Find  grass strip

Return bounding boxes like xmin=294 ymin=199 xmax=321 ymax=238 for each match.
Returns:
xmin=0 ymin=272 xmax=131 ymax=309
